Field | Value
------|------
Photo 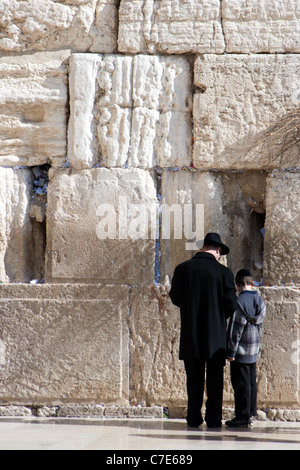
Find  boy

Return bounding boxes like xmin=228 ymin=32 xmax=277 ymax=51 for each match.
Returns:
xmin=226 ymin=269 xmax=266 ymax=428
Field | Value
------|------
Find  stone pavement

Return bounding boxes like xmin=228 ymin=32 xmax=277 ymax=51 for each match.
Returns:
xmin=0 ymin=417 xmax=299 ymax=451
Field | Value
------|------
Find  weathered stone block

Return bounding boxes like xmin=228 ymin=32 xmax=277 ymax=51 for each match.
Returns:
xmin=118 ymin=0 xmax=225 ymax=54
xmin=129 ymin=285 xmax=186 ymax=407
xmin=0 ymin=284 xmax=129 ymax=405
xmin=264 ymin=171 xmax=300 ymax=286
xmin=56 ymin=404 xmax=163 ymax=418
xmin=0 ymin=168 xmax=34 ymax=283
xmin=68 ymin=54 xmax=101 ymax=169
xmin=0 ymin=0 xmax=118 ymax=53
xmin=129 ymin=285 xmax=300 ymax=409
xmin=159 ymin=169 xmax=266 ymax=284
xmin=46 ymin=168 xmax=157 ymax=284
xmin=58 ymin=405 xmax=104 ymax=418
xmin=68 ymin=53 xmax=192 ymax=169
xmin=0 ymin=52 xmax=68 ymax=168
xmin=224 ymin=287 xmax=300 ymax=406
xmin=0 ymin=284 xmax=298 ymax=409
xmin=257 ymin=287 xmax=300 ymax=406
xmin=0 ymin=406 xmax=31 ymax=417
xmin=223 ymin=0 xmax=300 ymax=53
xmin=104 ymin=405 xmax=163 ymax=418
xmin=118 ymin=0 xmax=300 ymax=55
xmin=193 ymin=54 xmax=300 ymax=170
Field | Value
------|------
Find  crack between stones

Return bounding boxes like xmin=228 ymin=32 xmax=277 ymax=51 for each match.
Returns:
xmin=141 ymin=0 xmax=156 ymax=54
xmin=219 ymin=0 xmax=227 ymax=52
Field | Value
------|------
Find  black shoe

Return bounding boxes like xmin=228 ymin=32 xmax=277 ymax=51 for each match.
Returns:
xmin=225 ymin=418 xmax=250 ymax=428
xmin=187 ymin=418 xmax=204 ymax=428
xmin=206 ymin=422 xmax=222 ymax=428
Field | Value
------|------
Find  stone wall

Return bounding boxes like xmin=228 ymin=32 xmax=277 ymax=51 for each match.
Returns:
xmin=0 ymin=0 xmax=299 ymax=414
xmin=0 ymin=284 xmax=298 ymax=416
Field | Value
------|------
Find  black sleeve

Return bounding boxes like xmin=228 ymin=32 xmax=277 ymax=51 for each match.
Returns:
xmin=223 ymin=269 xmax=238 ymax=319
xmin=169 ymin=265 xmax=184 ymax=308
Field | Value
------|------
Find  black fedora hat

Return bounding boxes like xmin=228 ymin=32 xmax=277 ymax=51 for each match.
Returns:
xmin=203 ymin=232 xmax=230 ymax=256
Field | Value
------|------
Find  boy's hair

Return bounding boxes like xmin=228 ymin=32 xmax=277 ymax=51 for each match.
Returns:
xmin=235 ymin=269 xmax=254 ymax=287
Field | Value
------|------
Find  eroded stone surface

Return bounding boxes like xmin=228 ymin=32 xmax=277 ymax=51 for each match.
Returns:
xmin=118 ymin=0 xmax=300 ymax=55
xmin=118 ymin=0 xmax=225 ymax=54
xmin=0 ymin=283 xmax=298 ymax=408
xmin=160 ymin=169 xmax=266 ymax=284
xmin=68 ymin=53 xmax=192 ymax=169
xmin=223 ymin=0 xmax=300 ymax=53
xmin=256 ymin=287 xmax=300 ymax=406
xmin=224 ymin=287 xmax=300 ymax=406
xmin=46 ymin=168 xmax=157 ymax=284
xmin=0 ymin=0 xmax=118 ymax=53
xmin=129 ymin=285 xmax=300 ymax=409
xmin=0 ymin=284 xmax=129 ymax=405
xmin=264 ymin=171 xmax=300 ymax=286
xmin=0 ymin=52 xmax=68 ymax=168
xmin=129 ymin=285 xmax=186 ymax=407
xmin=0 ymin=168 xmax=33 ymax=283
xmin=193 ymin=54 xmax=300 ymax=170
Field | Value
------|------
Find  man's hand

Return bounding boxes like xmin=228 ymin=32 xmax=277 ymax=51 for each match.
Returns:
xmin=227 ymin=357 xmax=235 ymax=362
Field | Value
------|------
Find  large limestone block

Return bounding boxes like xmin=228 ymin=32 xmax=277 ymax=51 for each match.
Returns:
xmin=193 ymin=54 xmax=300 ymax=170
xmin=129 ymin=285 xmax=186 ymax=407
xmin=224 ymin=287 xmax=300 ymax=407
xmin=46 ymin=168 xmax=157 ymax=284
xmin=0 ymin=52 xmax=68 ymax=168
xmin=130 ymin=285 xmax=300 ymax=409
xmin=257 ymin=287 xmax=300 ymax=406
xmin=68 ymin=53 xmax=192 ymax=169
xmin=118 ymin=0 xmax=225 ymax=54
xmin=0 ymin=0 xmax=118 ymax=53
xmin=0 ymin=168 xmax=34 ymax=283
xmin=264 ymin=171 xmax=300 ymax=286
xmin=223 ymin=0 xmax=300 ymax=53
xmin=0 ymin=284 xmax=129 ymax=405
xmin=160 ymin=170 xmax=266 ymax=284
xmin=118 ymin=0 xmax=300 ymax=55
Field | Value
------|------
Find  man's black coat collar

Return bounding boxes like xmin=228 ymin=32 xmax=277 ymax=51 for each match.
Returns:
xmin=193 ymin=252 xmax=216 ymax=260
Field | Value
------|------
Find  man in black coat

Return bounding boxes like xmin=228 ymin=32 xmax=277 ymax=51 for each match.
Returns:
xmin=169 ymin=233 xmax=237 ymax=428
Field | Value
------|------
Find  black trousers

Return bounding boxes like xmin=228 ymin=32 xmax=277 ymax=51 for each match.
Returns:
xmin=230 ymin=361 xmax=257 ymax=421
xmin=184 ymin=358 xmax=224 ymax=426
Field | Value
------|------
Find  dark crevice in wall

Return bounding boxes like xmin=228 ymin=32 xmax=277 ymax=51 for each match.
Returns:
xmin=28 ymin=164 xmax=49 ymax=283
